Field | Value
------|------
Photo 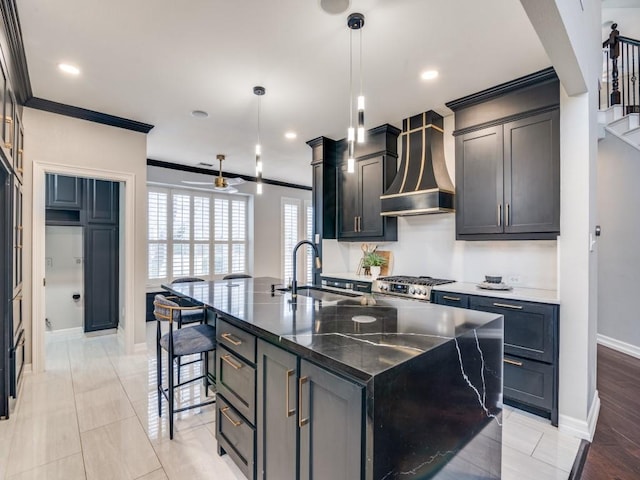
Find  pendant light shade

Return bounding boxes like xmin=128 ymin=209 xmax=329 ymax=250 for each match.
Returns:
xmin=254 ymin=86 xmax=265 ymax=194
xmin=347 ymin=13 xmax=365 ymax=172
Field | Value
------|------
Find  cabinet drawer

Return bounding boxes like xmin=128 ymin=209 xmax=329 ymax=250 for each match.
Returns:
xmin=432 ymin=291 xmax=470 ymax=308
xmin=216 ymin=345 xmax=256 ymax=425
xmin=216 ymin=395 xmax=255 ymax=480
xmin=217 ymin=317 xmax=256 ymax=364
xmin=352 ymin=282 xmax=372 ymax=294
xmin=504 ymin=355 xmax=554 ymax=412
xmin=469 ymin=297 xmax=556 ymax=363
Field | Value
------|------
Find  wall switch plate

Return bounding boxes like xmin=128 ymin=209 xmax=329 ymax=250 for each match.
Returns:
xmin=45 ymin=257 xmax=53 ymax=267
xmin=508 ymin=275 xmax=521 ymax=285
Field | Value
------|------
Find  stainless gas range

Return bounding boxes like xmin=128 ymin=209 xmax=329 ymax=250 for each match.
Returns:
xmin=372 ymin=275 xmax=455 ymax=301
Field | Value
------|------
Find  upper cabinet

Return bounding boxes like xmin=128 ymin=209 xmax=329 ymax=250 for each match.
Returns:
xmin=46 ymin=174 xmax=83 ymax=210
xmin=336 ymin=124 xmax=399 ymax=242
xmin=86 ymin=179 xmax=119 ymax=224
xmin=447 ymin=68 xmax=560 ymax=241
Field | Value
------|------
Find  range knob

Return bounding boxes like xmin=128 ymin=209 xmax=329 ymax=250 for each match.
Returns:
xmin=409 ymin=288 xmax=416 ymax=295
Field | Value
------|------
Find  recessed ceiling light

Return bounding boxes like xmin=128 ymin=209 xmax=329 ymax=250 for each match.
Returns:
xmin=421 ymin=70 xmax=439 ymax=81
xmin=191 ymin=110 xmax=209 ymax=118
xmin=285 ymin=131 xmax=297 ymax=139
xmin=58 ymin=63 xmax=80 ymax=75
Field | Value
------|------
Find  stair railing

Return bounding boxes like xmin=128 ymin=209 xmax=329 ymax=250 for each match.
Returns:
xmin=601 ymin=23 xmax=640 ymax=114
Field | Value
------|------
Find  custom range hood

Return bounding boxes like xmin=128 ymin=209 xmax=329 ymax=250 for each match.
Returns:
xmin=380 ymin=110 xmax=454 ymax=216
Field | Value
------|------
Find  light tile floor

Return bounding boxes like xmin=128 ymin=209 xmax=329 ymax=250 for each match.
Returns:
xmin=0 ymin=325 xmax=581 ymax=479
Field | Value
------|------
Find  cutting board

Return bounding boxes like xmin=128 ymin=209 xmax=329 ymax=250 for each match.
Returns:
xmin=377 ymin=251 xmax=392 ymax=276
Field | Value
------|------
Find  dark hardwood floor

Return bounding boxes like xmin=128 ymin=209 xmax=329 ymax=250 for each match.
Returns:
xmin=581 ymin=345 xmax=640 ymax=479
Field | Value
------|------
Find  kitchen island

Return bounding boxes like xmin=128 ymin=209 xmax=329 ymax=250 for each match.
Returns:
xmin=164 ymin=277 xmax=504 ymax=480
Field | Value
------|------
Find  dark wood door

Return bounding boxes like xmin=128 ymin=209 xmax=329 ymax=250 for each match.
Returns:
xmin=86 ymin=179 xmax=119 ymax=224
xmin=456 ymin=125 xmax=504 ymax=235
xmin=358 ymin=156 xmax=384 ymax=238
xmin=337 ymin=163 xmax=359 ymax=239
xmin=84 ymin=225 xmax=118 ymax=332
xmin=46 ymin=174 xmax=83 ymax=210
xmin=256 ymin=340 xmax=298 ymax=480
xmin=299 ymin=359 xmax=363 ymax=480
xmin=504 ymin=110 xmax=560 ymax=234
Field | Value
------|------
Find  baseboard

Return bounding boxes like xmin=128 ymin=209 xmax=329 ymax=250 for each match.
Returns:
xmin=597 ymin=333 xmax=640 ymax=359
xmin=559 ymin=390 xmax=600 ymax=441
xmin=45 ymin=326 xmax=83 ymax=337
xmin=23 ymin=363 xmax=32 ymax=374
xmin=134 ymin=342 xmax=147 ymax=354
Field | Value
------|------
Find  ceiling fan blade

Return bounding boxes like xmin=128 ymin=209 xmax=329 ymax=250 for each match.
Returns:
xmin=182 ymin=181 xmax=213 ymax=185
xmin=213 ymin=185 xmax=238 ymax=193
xmin=225 ymin=177 xmax=246 ymax=186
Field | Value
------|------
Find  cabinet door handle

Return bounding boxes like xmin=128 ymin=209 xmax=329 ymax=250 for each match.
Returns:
xmin=506 ymin=203 xmax=510 ymax=227
xmin=285 ymin=369 xmax=295 ymax=417
xmin=221 ymin=354 xmax=243 ymax=370
xmin=220 ymin=406 xmax=243 ymax=427
xmin=498 ymin=204 xmax=502 ymax=227
xmin=358 ymin=216 xmax=362 ymax=232
xmin=492 ymin=302 xmax=523 ymax=310
xmin=504 ymin=358 xmax=523 ymax=366
xmin=443 ymin=295 xmax=461 ymax=301
xmin=354 ymin=216 xmax=357 ymax=232
xmin=298 ymin=376 xmax=309 ymax=427
xmin=221 ymin=332 xmax=242 ymax=346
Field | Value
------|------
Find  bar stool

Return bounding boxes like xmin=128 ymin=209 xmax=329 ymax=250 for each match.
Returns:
xmin=170 ymin=277 xmax=207 ymax=328
xmin=154 ymin=294 xmax=217 ymax=439
xmin=222 ymin=274 xmax=252 ymax=280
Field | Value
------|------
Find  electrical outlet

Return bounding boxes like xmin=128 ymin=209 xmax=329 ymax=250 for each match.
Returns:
xmin=508 ymin=275 xmax=521 ymax=285
xmin=46 ymin=257 xmax=53 ymax=267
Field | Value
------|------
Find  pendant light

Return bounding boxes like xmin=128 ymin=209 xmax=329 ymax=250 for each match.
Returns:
xmin=254 ymin=86 xmax=265 ymax=194
xmin=347 ymin=12 xmax=365 ymax=174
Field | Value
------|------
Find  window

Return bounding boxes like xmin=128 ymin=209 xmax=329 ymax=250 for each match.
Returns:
xmin=147 ymin=187 xmax=248 ymax=283
xmin=282 ymin=198 xmax=315 ymax=286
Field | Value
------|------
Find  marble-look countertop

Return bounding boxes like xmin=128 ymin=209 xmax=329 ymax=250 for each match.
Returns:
xmin=433 ymin=281 xmax=560 ymax=305
xmin=164 ymin=277 xmax=502 ymax=382
xmin=320 ymin=271 xmax=373 ymax=283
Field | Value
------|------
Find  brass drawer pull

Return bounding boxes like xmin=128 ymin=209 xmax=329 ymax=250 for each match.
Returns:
xmin=5 ymin=116 xmax=12 ymax=124
xmin=299 ymin=376 xmax=309 ymax=427
xmin=504 ymin=358 xmax=523 ymax=367
xmin=498 ymin=204 xmax=502 ymax=227
xmin=354 ymin=217 xmax=357 ymax=232
xmin=492 ymin=302 xmax=522 ymax=310
xmin=443 ymin=295 xmax=461 ymax=301
xmin=16 ymin=167 xmax=23 ymax=174
xmin=221 ymin=354 xmax=243 ymax=370
xmin=4 ymin=143 xmax=12 ymax=149
xmin=16 ymin=226 xmax=23 ymax=230
xmin=220 ymin=406 xmax=242 ymax=427
xmin=221 ymin=332 xmax=242 ymax=346
xmin=285 ymin=369 xmax=295 ymax=417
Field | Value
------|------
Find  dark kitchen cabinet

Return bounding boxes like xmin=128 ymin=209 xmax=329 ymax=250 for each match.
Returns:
xmin=432 ymin=291 xmax=559 ymax=425
xmin=46 ymin=174 xmax=83 ymax=210
xmin=256 ymin=339 xmax=298 ymax=480
xmin=86 ymin=179 xmax=119 ymax=224
xmin=455 ymin=110 xmax=559 ymax=239
xmin=338 ymin=155 xmax=397 ymax=241
xmin=299 ymin=359 xmax=363 ymax=480
xmin=84 ymin=225 xmax=119 ymax=332
xmin=447 ymin=67 xmax=560 ymax=241
xmin=307 ymin=137 xmax=338 ymax=284
xmin=256 ymin=339 xmax=363 ymax=480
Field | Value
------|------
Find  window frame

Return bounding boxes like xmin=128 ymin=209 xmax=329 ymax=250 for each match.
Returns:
xmin=147 ymin=186 xmax=249 ymax=284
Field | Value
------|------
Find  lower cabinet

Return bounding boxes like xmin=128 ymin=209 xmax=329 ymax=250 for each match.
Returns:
xmin=235 ymin=338 xmax=364 ymax=480
xmin=432 ymin=292 xmax=559 ymax=425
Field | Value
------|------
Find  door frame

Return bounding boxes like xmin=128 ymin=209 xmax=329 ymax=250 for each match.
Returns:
xmin=32 ymin=161 xmax=136 ymax=373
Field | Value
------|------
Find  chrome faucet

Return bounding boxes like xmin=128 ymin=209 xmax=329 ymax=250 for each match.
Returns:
xmin=291 ymin=240 xmax=322 ymax=299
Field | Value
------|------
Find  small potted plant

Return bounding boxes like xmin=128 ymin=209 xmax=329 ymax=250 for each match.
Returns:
xmin=363 ymin=252 xmax=386 ymax=279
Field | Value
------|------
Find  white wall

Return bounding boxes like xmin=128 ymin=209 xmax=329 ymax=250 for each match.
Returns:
xmin=23 ymin=108 xmax=148 ymax=357
xmin=45 ymin=226 xmax=84 ymax=331
xmin=597 ymin=132 xmax=640 ymax=351
xmin=147 ymin=164 xmax=312 ymax=280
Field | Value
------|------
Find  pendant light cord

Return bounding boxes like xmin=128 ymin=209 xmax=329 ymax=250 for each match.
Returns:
xmin=349 ymin=28 xmax=353 ymax=129
xmin=359 ymin=27 xmax=363 ymax=96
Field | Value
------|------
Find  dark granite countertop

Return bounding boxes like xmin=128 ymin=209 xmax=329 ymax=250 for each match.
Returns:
xmin=163 ymin=277 xmax=502 ymax=382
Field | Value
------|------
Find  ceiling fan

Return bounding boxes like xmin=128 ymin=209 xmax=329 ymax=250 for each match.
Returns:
xmin=182 ymin=154 xmax=246 ymax=193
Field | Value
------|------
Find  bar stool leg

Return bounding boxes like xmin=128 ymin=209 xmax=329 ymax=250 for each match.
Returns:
xmin=168 ymin=348 xmax=175 ymax=439
xmin=156 ymin=321 xmax=162 ymax=417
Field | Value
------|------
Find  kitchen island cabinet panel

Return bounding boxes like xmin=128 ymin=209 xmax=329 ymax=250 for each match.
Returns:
xmin=216 ymin=344 xmax=256 ymax=425
xmin=217 ymin=395 xmax=256 ymax=480
xmin=256 ymin=340 xmax=298 ymax=480
xmin=504 ymin=355 xmax=554 ymax=412
xmin=299 ymin=359 xmax=363 ymax=480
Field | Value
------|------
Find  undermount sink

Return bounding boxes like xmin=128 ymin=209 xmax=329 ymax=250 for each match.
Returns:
xmin=278 ymin=286 xmax=361 ymax=302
